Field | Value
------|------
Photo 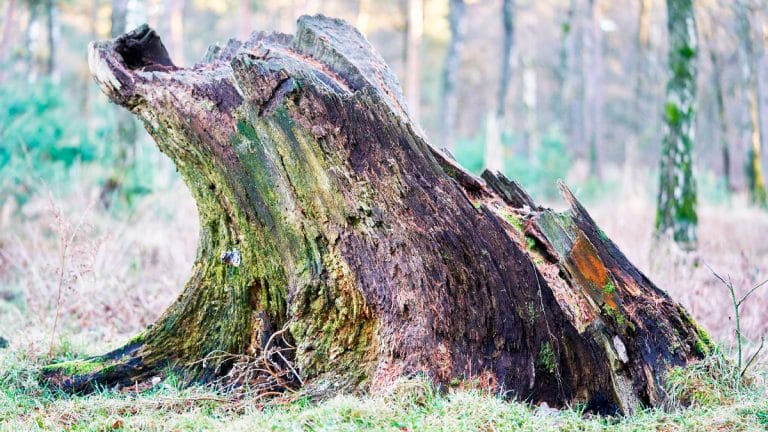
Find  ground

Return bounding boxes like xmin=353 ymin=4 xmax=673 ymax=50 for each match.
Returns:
xmin=0 ymin=169 xmax=767 ymax=431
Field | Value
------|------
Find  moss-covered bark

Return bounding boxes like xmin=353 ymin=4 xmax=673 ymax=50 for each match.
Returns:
xmin=655 ymin=0 xmax=698 ymax=248
xmin=736 ymin=1 xmax=768 ymax=207
xmin=45 ymin=17 xmax=709 ymax=415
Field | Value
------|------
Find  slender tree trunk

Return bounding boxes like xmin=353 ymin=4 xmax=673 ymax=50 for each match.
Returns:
xmin=44 ymin=0 xmax=57 ymax=78
xmin=111 ymin=0 xmax=128 ymax=36
xmin=561 ymin=0 xmax=587 ymax=160
xmin=484 ymin=110 xmax=504 ymax=172
xmin=405 ymin=0 xmax=422 ymax=121
xmin=0 ymin=0 xmax=16 ymax=84
xmin=655 ymin=0 xmax=698 ymax=248
xmin=584 ymin=0 xmax=603 ymax=179
xmin=624 ymin=0 xmax=652 ymax=185
xmin=0 ymin=0 xmax=15 ymax=62
xmin=758 ymin=16 xmax=768 ymax=155
xmin=439 ymin=0 xmax=465 ymax=151
xmin=48 ymin=18 xmax=710 ymax=416
xmin=571 ymin=0 xmax=589 ymax=159
xmin=99 ymin=0 xmax=138 ymax=208
xmin=707 ymin=40 xmax=732 ymax=192
xmin=25 ymin=2 xmax=39 ymax=80
xmin=736 ymin=1 xmax=768 ymax=207
xmin=556 ymin=0 xmax=575 ymax=124
xmin=521 ymin=58 xmax=538 ymax=159
xmin=498 ymin=0 xmax=515 ymax=121
xmin=485 ymin=0 xmax=514 ymax=172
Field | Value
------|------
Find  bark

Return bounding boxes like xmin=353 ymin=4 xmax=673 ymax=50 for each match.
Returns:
xmin=584 ymin=0 xmax=603 ymax=179
xmin=521 ymin=58 xmax=538 ymax=159
xmin=555 ymin=0 xmax=574 ymax=110
xmin=44 ymin=17 xmax=710 ymax=415
xmin=708 ymin=40 xmax=732 ymax=192
xmin=439 ymin=0 xmax=465 ymax=151
xmin=571 ymin=2 xmax=587 ymax=160
xmin=560 ymin=0 xmax=587 ymax=160
xmin=111 ymin=0 xmax=128 ymax=36
xmin=736 ymin=1 xmax=768 ymax=207
xmin=0 ymin=0 xmax=15 ymax=63
xmin=624 ymin=0 xmax=652 ymax=184
xmin=44 ymin=0 xmax=57 ymax=77
xmin=497 ymin=0 xmax=515 ymax=120
xmin=0 ymin=0 xmax=15 ymax=84
xmin=656 ymin=0 xmax=698 ymax=248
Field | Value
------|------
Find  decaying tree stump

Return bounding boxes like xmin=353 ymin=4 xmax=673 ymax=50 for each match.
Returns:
xmin=44 ymin=16 xmax=712 ymax=415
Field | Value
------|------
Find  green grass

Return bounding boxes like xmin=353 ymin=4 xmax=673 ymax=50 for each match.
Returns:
xmin=1 ymin=348 xmax=766 ymax=431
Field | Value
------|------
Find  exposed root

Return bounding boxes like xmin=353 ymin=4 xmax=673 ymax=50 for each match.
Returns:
xmin=202 ymin=325 xmax=303 ymax=397
xmin=42 ymin=324 xmax=303 ymax=400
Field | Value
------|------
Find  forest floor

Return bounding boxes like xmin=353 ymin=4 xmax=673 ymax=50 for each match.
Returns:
xmin=1 ymin=177 xmax=767 ymax=431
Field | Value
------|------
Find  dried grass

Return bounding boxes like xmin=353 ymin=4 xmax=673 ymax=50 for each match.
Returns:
xmin=0 ymin=176 xmax=765 ymax=374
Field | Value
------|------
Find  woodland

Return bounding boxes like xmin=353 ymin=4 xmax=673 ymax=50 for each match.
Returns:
xmin=0 ymin=0 xmax=767 ymax=431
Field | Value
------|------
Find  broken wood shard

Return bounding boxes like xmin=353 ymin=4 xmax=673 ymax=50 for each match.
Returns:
xmin=46 ymin=15 xmax=710 ymax=415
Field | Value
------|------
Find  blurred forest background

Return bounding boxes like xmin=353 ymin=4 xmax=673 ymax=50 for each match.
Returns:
xmin=0 ymin=0 xmax=767 ymax=361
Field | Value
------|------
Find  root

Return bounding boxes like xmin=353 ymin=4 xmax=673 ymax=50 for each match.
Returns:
xmin=42 ymin=324 xmax=303 ymax=400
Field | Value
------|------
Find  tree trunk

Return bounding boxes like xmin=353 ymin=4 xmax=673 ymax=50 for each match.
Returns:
xmin=497 ymin=0 xmax=515 ymax=121
xmin=736 ymin=1 xmax=768 ymax=207
xmin=485 ymin=0 xmax=514 ymax=172
xmin=521 ymin=58 xmax=538 ymax=159
xmin=45 ymin=17 xmax=710 ymax=415
xmin=655 ymin=0 xmax=698 ymax=248
xmin=707 ymin=39 xmax=732 ymax=192
xmin=624 ymin=0 xmax=652 ymax=187
xmin=0 ymin=0 xmax=15 ymax=63
xmin=584 ymin=0 xmax=603 ymax=180
xmin=0 ymin=0 xmax=15 ymax=84
xmin=560 ymin=0 xmax=587 ymax=161
xmin=439 ymin=0 xmax=465 ymax=151
xmin=44 ymin=0 xmax=58 ymax=78
xmin=405 ymin=0 xmax=422 ymax=121
xmin=100 ymin=0 xmax=139 ymax=210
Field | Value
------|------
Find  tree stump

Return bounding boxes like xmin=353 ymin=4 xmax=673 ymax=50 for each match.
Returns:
xmin=44 ymin=16 xmax=711 ymax=415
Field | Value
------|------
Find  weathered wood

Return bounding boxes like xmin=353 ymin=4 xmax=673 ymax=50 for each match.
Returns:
xmin=44 ymin=16 xmax=710 ymax=415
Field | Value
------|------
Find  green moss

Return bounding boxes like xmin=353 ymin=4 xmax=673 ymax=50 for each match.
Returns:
xmin=602 ymin=304 xmax=627 ymax=327
xmin=525 ymin=236 xmax=536 ymax=251
xmin=526 ymin=303 xmax=537 ymax=325
xmin=665 ymin=102 xmax=681 ymax=125
xmin=603 ymin=281 xmax=616 ymax=294
xmin=127 ymin=331 xmax=146 ymax=346
xmin=502 ymin=212 xmax=524 ymax=232
xmin=694 ymin=326 xmax=714 ymax=356
xmin=538 ymin=342 xmax=556 ymax=374
xmin=42 ymin=358 xmax=108 ymax=376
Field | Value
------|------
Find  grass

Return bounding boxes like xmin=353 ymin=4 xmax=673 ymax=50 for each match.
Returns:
xmin=0 ymin=345 xmax=766 ymax=431
xmin=1 ymin=171 xmax=768 ymax=430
